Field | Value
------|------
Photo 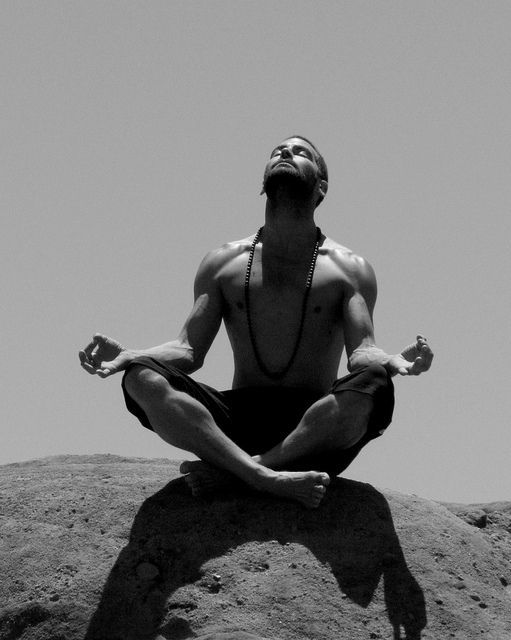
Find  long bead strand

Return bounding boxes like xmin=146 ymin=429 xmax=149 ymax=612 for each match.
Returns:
xmin=244 ymin=226 xmax=321 ymax=380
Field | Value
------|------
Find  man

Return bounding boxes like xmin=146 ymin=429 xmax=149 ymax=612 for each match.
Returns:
xmin=79 ymin=135 xmax=433 ymax=508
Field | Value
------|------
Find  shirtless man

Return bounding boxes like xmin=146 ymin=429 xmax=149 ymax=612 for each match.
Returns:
xmin=79 ymin=135 xmax=433 ymax=508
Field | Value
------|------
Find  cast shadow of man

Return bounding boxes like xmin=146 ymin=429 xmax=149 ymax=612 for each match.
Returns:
xmin=85 ymin=476 xmax=427 ymax=640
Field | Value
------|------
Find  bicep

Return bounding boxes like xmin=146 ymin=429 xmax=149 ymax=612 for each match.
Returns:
xmin=342 ymin=259 xmax=378 ymax=358
xmin=177 ymin=253 xmax=224 ymax=364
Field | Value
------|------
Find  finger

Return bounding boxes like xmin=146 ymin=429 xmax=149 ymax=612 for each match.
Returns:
xmin=98 ymin=357 xmax=121 ymax=377
xmin=416 ymin=337 xmax=428 ymax=351
xmin=84 ymin=334 xmax=107 ymax=361
xmin=419 ymin=346 xmax=434 ymax=370
xmin=80 ymin=359 xmax=98 ymax=375
xmin=419 ymin=340 xmax=433 ymax=356
xmin=82 ymin=340 xmax=97 ymax=360
xmin=97 ymin=366 xmax=116 ymax=378
xmin=79 ymin=350 xmax=96 ymax=371
xmin=411 ymin=356 xmax=430 ymax=375
xmin=415 ymin=337 xmax=433 ymax=365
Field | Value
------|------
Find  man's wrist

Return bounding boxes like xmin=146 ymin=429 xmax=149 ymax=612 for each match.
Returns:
xmin=135 ymin=343 xmax=197 ymax=372
xmin=383 ymin=355 xmax=399 ymax=376
xmin=123 ymin=348 xmax=142 ymax=366
xmin=349 ymin=347 xmax=390 ymax=370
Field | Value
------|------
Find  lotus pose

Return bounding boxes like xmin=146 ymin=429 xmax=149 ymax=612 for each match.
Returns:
xmin=79 ymin=135 xmax=433 ymax=508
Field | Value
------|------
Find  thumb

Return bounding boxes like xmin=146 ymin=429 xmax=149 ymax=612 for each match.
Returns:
xmin=410 ymin=357 xmax=425 ymax=375
xmin=97 ymin=358 xmax=120 ymax=378
xmin=97 ymin=352 xmax=130 ymax=377
xmin=97 ymin=367 xmax=114 ymax=378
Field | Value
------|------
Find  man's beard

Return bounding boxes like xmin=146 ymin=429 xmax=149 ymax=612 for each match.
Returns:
xmin=262 ymin=167 xmax=315 ymax=202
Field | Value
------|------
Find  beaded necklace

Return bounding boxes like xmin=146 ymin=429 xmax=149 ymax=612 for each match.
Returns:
xmin=244 ymin=225 xmax=321 ymax=380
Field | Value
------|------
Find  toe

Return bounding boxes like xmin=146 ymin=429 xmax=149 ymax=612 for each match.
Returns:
xmin=180 ymin=460 xmax=206 ymax=474
xmin=310 ymin=494 xmax=323 ymax=508
xmin=180 ymin=461 xmax=192 ymax=474
xmin=319 ymin=472 xmax=331 ymax=486
xmin=186 ymin=476 xmax=202 ymax=495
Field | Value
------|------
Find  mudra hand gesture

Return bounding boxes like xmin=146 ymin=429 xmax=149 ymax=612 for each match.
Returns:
xmin=388 ymin=335 xmax=433 ymax=376
xmin=79 ymin=334 xmax=135 ymax=378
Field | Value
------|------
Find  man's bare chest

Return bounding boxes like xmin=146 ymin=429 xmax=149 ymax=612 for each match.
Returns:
xmin=219 ymin=252 xmax=345 ymax=325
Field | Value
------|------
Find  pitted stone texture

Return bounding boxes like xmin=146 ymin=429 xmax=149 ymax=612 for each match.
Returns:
xmin=1 ymin=455 xmax=510 ymax=640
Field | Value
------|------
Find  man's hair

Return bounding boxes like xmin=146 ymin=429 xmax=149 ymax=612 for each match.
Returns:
xmin=287 ymin=134 xmax=328 ymax=182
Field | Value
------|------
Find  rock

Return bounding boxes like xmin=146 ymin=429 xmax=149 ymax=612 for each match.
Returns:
xmin=1 ymin=455 xmax=511 ymax=640
xmin=443 ymin=506 xmax=488 ymax=528
xmin=195 ymin=633 xmax=274 ymax=640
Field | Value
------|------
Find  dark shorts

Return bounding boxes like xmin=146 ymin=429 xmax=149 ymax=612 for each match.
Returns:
xmin=121 ymin=358 xmax=394 ymax=477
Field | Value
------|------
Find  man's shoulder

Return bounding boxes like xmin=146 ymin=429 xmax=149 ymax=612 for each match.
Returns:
xmin=207 ymin=236 xmax=254 ymax=261
xmin=197 ymin=237 xmax=254 ymax=276
xmin=321 ymin=236 xmax=377 ymax=294
xmin=322 ymin=236 xmax=373 ymax=275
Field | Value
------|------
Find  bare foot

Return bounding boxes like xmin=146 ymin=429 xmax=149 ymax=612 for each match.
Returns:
xmin=260 ymin=470 xmax=331 ymax=508
xmin=180 ymin=461 xmax=330 ymax=508
xmin=180 ymin=460 xmax=240 ymax=497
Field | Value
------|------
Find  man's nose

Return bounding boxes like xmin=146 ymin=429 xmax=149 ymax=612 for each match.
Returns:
xmin=280 ymin=147 xmax=293 ymax=159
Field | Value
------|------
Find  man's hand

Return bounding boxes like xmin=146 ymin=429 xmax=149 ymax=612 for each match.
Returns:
xmin=387 ymin=335 xmax=434 ymax=376
xmin=79 ymin=334 xmax=136 ymax=378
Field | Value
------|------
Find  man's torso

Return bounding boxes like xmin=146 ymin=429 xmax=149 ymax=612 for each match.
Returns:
xmin=211 ymin=234 xmax=362 ymax=393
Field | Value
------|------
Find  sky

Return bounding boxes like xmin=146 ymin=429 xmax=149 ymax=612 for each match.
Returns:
xmin=2 ymin=1 xmax=511 ymax=504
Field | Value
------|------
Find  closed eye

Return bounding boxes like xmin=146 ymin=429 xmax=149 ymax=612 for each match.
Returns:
xmin=294 ymin=146 xmax=313 ymax=159
xmin=269 ymin=144 xmax=314 ymax=160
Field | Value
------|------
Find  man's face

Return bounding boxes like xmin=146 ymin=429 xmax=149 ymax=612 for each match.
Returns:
xmin=262 ymin=137 xmax=323 ymax=202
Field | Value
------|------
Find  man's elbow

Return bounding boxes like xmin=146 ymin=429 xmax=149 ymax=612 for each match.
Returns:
xmin=166 ymin=343 xmax=204 ymax=374
xmin=183 ymin=343 xmax=210 ymax=373
xmin=187 ymin=352 xmax=205 ymax=373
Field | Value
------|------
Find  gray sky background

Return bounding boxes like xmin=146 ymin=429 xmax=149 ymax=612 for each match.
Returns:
xmin=3 ymin=1 xmax=510 ymax=503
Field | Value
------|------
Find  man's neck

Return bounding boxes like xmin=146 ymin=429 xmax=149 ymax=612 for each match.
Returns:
xmin=262 ymin=195 xmax=318 ymax=257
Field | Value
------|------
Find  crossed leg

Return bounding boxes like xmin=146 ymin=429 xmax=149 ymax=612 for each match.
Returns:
xmin=123 ymin=365 xmax=331 ymax=508
xmin=182 ymin=389 xmax=374 ymax=494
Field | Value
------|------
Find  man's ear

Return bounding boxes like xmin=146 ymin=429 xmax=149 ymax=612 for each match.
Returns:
xmin=318 ymin=179 xmax=328 ymax=200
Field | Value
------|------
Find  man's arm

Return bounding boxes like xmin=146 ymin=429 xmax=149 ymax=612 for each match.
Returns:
xmin=342 ymin=255 xmax=433 ymax=376
xmin=79 ymin=248 xmax=225 ymax=378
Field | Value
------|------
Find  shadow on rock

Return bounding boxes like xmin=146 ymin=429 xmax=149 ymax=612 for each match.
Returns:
xmin=85 ymin=477 xmax=426 ymax=640
xmin=310 ymin=479 xmax=427 ymax=640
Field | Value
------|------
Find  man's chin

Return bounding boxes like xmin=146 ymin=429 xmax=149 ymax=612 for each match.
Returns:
xmin=263 ymin=173 xmax=313 ymax=201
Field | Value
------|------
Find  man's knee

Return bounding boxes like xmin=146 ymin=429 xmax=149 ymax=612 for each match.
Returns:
xmin=310 ymin=393 xmax=371 ymax=449
xmin=123 ymin=365 xmax=170 ymax=403
xmin=364 ymin=363 xmax=390 ymax=385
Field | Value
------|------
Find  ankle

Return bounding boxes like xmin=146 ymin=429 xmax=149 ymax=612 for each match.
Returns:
xmin=246 ymin=464 xmax=277 ymax=491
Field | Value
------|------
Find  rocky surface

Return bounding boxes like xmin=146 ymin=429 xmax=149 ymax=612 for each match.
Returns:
xmin=1 ymin=455 xmax=510 ymax=640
